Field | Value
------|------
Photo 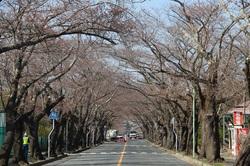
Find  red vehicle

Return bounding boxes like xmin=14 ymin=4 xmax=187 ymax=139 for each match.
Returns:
xmin=116 ymin=135 xmax=125 ymax=142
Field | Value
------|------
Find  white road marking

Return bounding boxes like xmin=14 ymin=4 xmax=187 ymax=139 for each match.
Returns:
xmin=69 ymin=151 xmax=161 ymax=156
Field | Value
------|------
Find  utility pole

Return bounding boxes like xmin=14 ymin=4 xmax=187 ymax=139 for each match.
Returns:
xmin=192 ymin=88 xmax=196 ymax=158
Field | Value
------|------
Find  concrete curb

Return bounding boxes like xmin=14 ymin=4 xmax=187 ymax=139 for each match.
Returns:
xmin=173 ymin=153 xmax=211 ymax=166
xmin=29 ymin=146 xmax=92 ymax=166
xmin=71 ymin=147 xmax=91 ymax=154
xmin=29 ymin=155 xmax=67 ymax=166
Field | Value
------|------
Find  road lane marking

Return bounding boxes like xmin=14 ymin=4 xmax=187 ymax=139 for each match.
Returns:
xmin=117 ymin=142 xmax=127 ymax=166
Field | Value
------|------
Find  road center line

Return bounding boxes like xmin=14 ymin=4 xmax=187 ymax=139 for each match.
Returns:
xmin=117 ymin=142 xmax=128 ymax=166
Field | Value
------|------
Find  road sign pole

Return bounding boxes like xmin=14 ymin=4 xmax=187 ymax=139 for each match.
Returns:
xmin=48 ymin=119 xmax=55 ymax=158
xmin=172 ymin=117 xmax=178 ymax=152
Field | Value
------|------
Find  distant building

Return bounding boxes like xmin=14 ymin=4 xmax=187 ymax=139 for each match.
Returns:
xmin=227 ymin=101 xmax=250 ymax=115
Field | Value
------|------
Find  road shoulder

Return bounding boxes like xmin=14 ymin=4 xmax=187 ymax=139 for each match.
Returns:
xmin=147 ymin=140 xmax=233 ymax=166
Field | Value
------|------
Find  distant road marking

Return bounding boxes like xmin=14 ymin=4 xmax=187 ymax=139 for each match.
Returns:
xmin=117 ymin=142 xmax=127 ymax=166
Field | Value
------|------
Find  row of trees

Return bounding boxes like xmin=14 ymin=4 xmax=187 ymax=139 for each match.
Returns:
xmin=0 ymin=0 xmax=136 ymax=165
xmin=112 ymin=0 xmax=250 ymax=165
xmin=0 ymin=0 xmax=249 ymax=166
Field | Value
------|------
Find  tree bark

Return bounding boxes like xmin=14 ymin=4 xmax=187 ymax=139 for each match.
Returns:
xmin=56 ymin=123 xmax=65 ymax=155
xmin=0 ymin=110 xmax=17 ymax=166
xmin=72 ymin=126 xmax=83 ymax=149
xmin=199 ymin=92 xmax=222 ymax=162
xmin=179 ymin=125 xmax=188 ymax=151
xmin=234 ymin=58 xmax=250 ymax=165
xmin=204 ymin=114 xmax=221 ymax=162
xmin=12 ymin=119 xmax=26 ymax=164
xmin=26 ymin=118 xmax=45 ymax=160
xmin=166 ymin=125 xmax=175 ymax=149
xmin=162 ymin=127 xmax=168 ymax=147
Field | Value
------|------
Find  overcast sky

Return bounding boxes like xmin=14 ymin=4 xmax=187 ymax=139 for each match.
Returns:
xmin=134 ymin=0 xmax=169 ymax=10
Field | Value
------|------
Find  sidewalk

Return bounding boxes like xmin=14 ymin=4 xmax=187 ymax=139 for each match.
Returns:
xmin=221 ymin=149 xmax=236 ymax=166
xmin=29 ymin=154 xmax=67 ymax=166
xmin=9 ymin=146 xmax=91 ymax=166
xmin=28 ymin=147 xmax=92 ymax=166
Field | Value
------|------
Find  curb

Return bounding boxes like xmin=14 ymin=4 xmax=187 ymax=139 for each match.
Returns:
xmin=29 ymin=146 xmax=92 ymax=166
xmin=173 ymin=153 xmax=211 ymax=166
xmin=29 ymin=155 xmax=67 ymax=166
xmin=71 ymin=147 xmax=91 ymax=154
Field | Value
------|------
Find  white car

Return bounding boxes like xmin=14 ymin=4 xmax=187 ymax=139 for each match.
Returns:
xmin=129 ymin=131 xmax=137 ymax=139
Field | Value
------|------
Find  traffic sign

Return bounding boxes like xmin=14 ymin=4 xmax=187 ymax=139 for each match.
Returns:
xmin=49 ymin=111 xmax=59 ymax=120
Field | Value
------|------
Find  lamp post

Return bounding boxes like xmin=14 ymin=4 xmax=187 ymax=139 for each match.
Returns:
xmin=192 ymin=88 xmax=196 ymax=158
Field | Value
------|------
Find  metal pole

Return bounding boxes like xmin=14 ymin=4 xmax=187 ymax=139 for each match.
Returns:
xmin=172 ymin=118 xmax=177 ymax=152
xmin=48 ymin=119 xmax=55 ymax=158
xmin=192 ymin=88 xmax=196 ymax=158
xmin=66 ymin=119 xmax=68 ymax=152
xmin=223 ymin=115 xmax=225 ymax=149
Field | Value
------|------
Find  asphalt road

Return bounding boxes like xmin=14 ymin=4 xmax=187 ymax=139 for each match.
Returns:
xmin=44 ymin=139 xmax=191 ymax=166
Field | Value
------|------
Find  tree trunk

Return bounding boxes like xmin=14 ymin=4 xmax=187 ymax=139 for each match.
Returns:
xmin=86 ymin=129 xmax=90 ymax=147
xmin=166 ymin=125 xmax=174 ymax=149
xmin=162 ymin=127 xmax=168 ymax=147
xmin=179 ymin=125 xmax=188 ymax=151
xmin=234 ymin=58 xmax=250 ymax=165
xmin=204 ymin=114 xmax=221 ymax=162
xmin=199 ymin=94 xmax=222 ymax=162
xmin=72 ymin=126 xmax=83 ymax=149
xmin=199 ymin=115 xmax=207 ymax=158
xmin=56 ymin=122 xmax=65 ymax=155
xmin=0 ymin=110 xmax=16 ymax=166
xmin=13 ymin=119 xmax=26 ymax=164
xmin=26 ymin=118 xmax=45 ymax=160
